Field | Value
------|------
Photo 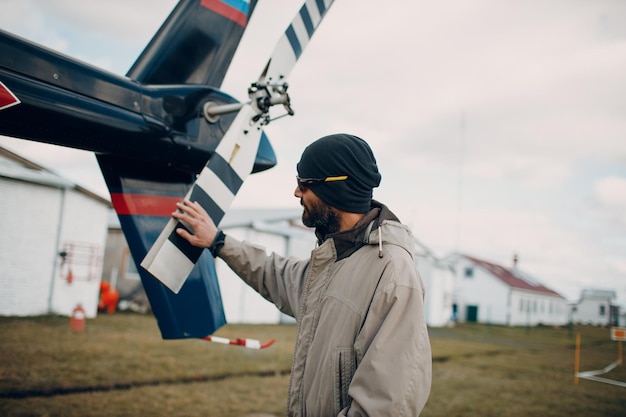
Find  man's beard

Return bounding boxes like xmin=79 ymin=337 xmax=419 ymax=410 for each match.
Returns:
xmin=302 ymin=198 xmax=341 ymax=237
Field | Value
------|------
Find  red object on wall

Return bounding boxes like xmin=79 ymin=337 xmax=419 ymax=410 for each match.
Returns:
xmin=70 ymin=304 xmax=86 ymax=332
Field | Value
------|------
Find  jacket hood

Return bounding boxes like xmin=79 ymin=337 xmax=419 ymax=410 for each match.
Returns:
xmin=322 ymin=200 xmax=415 ymax=261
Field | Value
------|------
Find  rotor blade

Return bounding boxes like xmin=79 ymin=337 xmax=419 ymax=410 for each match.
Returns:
xmin=142 ymin=0 xmax=337 ymax=294
xmin=259 ymin=0 xmax=336 ymax=84
xmin=141 ymin=104 xmax=263 ymax=293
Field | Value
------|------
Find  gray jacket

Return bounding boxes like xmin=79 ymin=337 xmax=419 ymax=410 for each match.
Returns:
xmin=218 ymin=203 xmax=432 ymax=416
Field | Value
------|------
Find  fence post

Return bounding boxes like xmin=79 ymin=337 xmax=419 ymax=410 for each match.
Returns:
xmin=574 ymin=333 xmax=580 ymax=385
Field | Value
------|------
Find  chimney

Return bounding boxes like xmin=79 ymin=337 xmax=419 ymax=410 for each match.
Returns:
xmin=513 ymin=253 xmax=518 ymax=269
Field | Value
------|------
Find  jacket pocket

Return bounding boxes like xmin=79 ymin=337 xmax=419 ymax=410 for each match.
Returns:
xmin=334 ymin=347 xmax=355 ymax=412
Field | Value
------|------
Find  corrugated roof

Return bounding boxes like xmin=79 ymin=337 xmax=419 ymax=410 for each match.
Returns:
xmin=0 ymin=145 xmax=111 ymax=206
xmin=463 ymin=254 xmax=564 ymax=298
xmin=0 ymin=147 xmax=75 ymax=188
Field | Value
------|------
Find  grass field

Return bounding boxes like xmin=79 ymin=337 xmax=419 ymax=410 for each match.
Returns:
xmin=1 ymin=313 xmax=624 ymax=416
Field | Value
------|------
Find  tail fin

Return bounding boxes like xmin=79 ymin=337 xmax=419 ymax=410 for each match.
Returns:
xmin=99 ymin=155 xmax=226 ymax=338
xmin=127 ymin=0 xmax=258 ymax=87
xmin=100 ymin=0 xmax=261 ymax=339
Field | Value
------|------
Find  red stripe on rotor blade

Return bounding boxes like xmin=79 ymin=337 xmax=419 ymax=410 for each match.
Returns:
xmin=111 ymin=193 xmax=180 ymax=216
xmin=201 ymin=0 xmax=248 ymax=27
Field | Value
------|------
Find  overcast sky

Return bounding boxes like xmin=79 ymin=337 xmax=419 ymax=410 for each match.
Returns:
xmin=1 ymin=0 xmax=625 ymax=306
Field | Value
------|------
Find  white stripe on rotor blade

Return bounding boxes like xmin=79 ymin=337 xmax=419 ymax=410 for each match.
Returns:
xmin=265 ymin=36 xmax=298 ymax=82
xmin=291 ymin=14 xmax=312 ymax=52
xmin=323 ymin=0 xmax=335 ymax=10
xmin=213 ymin=111 xmax=263 ymax=177
xmin=224 ymin=132 xmax=262 ymax=177
xmin=195 ymin=166 xmax=236 ymax=212
xmin=306 ymin=1 xmax=323 ymax=25
xmin=307 ymin=0 xmax=335 ymax=28
xmin=141 ymin=217 xmax=176 ymax=273
xmin=142 ymin=238 xmax=195 ymax=294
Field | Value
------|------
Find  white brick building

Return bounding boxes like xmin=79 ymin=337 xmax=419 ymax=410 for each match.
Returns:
xmin=0 ymin=146 xmax=110 ymax=317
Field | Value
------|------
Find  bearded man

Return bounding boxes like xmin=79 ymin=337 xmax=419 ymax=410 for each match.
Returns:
xmin=173 ymin=133 xmax=432 ymax=416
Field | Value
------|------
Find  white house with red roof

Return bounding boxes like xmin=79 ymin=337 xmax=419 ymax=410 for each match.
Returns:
xmin=443 ymin=253 xmax=568 ymax=326
xmin=413 ymin=239 xmax=455 ymax=328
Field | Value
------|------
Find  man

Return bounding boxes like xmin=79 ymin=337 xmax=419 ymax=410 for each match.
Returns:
xmin=173 ymin=133 xmax=432 ymax=416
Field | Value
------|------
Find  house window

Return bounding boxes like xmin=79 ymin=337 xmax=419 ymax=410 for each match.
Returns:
xmin=519 ymin=299 xmax=524 ymax=312
xmin=599 ymin=305 xmax=606 ymax=316
xmin=123 ymin=249 xmax=140 ymax=281
xmin=464 ymin=267 xmax=474 ymax=278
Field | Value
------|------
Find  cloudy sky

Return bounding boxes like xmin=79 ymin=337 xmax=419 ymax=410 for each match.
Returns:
xmin=1 ymin=0 xmax=625 ymax=305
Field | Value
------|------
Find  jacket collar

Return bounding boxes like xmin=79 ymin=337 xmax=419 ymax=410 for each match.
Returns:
xmin=316 ymin=200 xmax=400 ymax=261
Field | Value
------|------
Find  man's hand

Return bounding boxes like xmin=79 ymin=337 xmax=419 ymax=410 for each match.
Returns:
xmin=172 ymin=200 xmax=218 ymax=248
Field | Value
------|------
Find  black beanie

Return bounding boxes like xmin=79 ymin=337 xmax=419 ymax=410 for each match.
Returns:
xmin=296 ymin=133 xmax=381 ymax=213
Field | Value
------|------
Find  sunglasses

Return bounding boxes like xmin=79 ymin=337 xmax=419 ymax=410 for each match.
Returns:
xmin=296 ymin=175 xmax=348 ymax=192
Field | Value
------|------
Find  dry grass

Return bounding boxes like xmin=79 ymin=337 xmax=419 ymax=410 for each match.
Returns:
xmin=1 ymin=314 xmax=624 ymax=416
xmin=0 ymin=314 xmax=294 ymax=416
xmin=425 ymin=324 xmax=626 ymax=417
